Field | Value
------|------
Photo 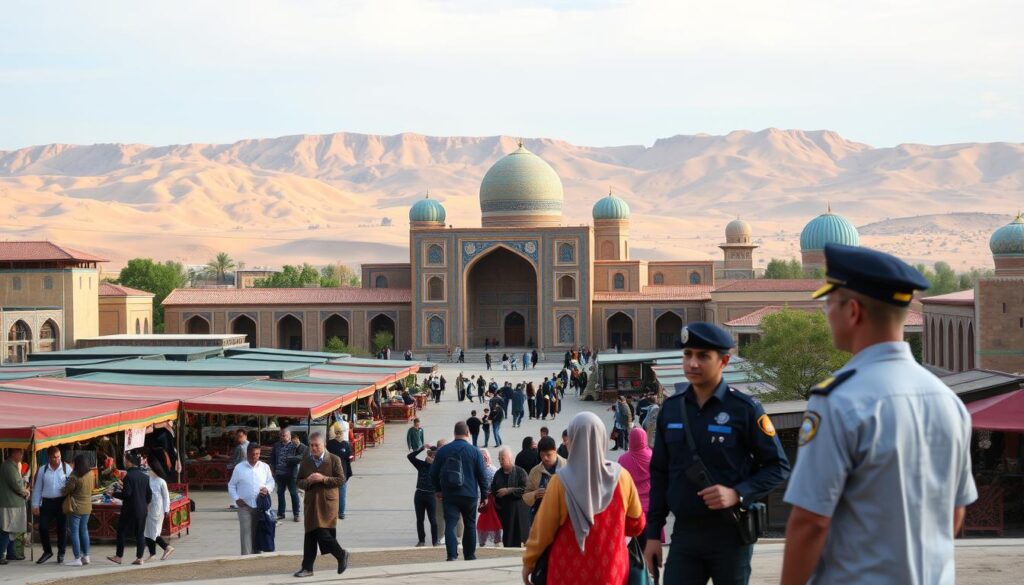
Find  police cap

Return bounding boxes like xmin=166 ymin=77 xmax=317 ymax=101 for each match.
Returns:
xmin=681 ymin=322 xmax=735 ymax=351
xmin=811 ymin=243 xmax=930 ymax=306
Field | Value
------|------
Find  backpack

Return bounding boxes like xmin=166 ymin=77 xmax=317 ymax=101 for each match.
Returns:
xmin=442 ymin=447 xmax=465 ymax=489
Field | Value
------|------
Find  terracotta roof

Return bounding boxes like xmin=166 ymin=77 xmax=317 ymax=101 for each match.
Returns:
xmin=99 ymin=283 xmax=155 ymax=297
xmin=713 ymin=279 xmax=822 ymax=293
xmin=724 ymin=306 xmax=784 ymax=327
xmin=163 ymin=287 xmax=412 ymax=306
xmin=920 ymin=289 xmax=975 ymax=306
xmin=593 ymin=285 xmax=713 ymax=302
xmin=0 ymin=241 xmax=107 ymax=262
xmin=906 ymin=309 xmax=924 ymax=327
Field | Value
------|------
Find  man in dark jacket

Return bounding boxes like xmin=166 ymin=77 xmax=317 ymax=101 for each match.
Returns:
xmin=271 ymin=429 xmax=300 ymax=521
xmin=107 ymin=451 xmax=152 ymax=565
xmin=326 ymin=430 xmax=354 ymax=520
xmin=429 ymin=422 xmax=488 ymax=562
xmin=407 ymin=446 xmax=438 ymax=546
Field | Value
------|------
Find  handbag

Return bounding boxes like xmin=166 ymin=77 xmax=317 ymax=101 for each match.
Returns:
xmin=61 ymin=470 xmax=77 ymax=515
xmin=529 ymin=545 xmax=551 ymax=585
xmin=628 ymin=537 xmax=652 ymax=585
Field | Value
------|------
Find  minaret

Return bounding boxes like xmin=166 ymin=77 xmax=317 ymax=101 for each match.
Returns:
xmin=718 ymin=218 xmax=757 ymax=279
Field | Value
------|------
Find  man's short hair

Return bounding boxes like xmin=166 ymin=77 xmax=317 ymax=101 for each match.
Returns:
xmin=46 ymin=446 xmax=60 ymax=456
xmin=454 ymin=421 xmax=469 ymax=437
xmin=247 ymin=442 xmax=261 ymax=452
xmin=308 ymin=431 xmax=324 ymax=444
xmin=125 ymin=451 xmax=142 ymax=467
xmin=237 ymin=429 xmax=247 ymax=437
xmin=561 ymin=429 xmax=568 ymax=438
xmin=414 ymin=418 xmax=421 ymax=424
xmin=538 ymin=436 xmax=557 ymax=453
xmin=540 ymin=426 xmax=549 ymax=435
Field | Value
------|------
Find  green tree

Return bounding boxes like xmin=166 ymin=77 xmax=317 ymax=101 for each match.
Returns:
xmin=323 ymin=336 xmax=371 ymax=358
xmin=320 ymin=264 xmax=360 ymax=288
xmin=763 ymin=258 xmax=806 ymax=279
xmin=915 ymin=263 xmax=993 ymax=297
xmin=254 ymin=264 xmax=321 ymax=287
xmin=372 ymin=331 xmax=394 ymax=354
xmin=114 ymin=258 xmax=188 ymax=333
xmin=205 ymin=252 xmax=237 ymax=284
xmin=742 ymin=308 xmax=850 ymax=400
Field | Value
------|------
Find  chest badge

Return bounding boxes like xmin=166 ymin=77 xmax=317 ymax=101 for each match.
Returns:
xmin=715 ymin=412 xmax=730 ymax=425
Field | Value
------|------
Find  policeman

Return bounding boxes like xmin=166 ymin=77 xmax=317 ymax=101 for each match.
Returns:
xmin=645 ymin=322 xmax=790 ymax=585
xmin=780 ymin=244 xmax=977 ymax=585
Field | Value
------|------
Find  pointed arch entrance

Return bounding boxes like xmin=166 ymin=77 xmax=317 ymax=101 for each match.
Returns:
xmin=323 ymin=314 xmax=350 ymax=346
xmin=465 ymin=246 xmax=537 ymax=348
xmin=278 ymin=314 xmax=303 ymax=350
xmin=607 ymin=312 xmax=634 ymax=350
xmin=232 ymin=315 xmax=258 ymax=346
xmin=7 ymin=320 xmax=31 ymax=363
xmin=185 ymin=315 xmax=210 ymax=335
xmin=369 ymin=314 xmax=396 ymax=352
xmin=655 ymin=312 xmax=683 ymax=349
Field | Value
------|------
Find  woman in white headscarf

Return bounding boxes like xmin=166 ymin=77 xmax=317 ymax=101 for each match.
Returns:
xmin=522 ymin=412 xmax=645 ymax=585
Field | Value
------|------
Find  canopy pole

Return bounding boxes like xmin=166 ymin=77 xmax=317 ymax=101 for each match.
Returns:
xmin=27 ymin=429 xmax=36 ymax=562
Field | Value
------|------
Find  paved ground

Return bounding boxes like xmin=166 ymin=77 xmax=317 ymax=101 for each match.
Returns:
xmin=4 ymin=359 xmax=1024 ymax=584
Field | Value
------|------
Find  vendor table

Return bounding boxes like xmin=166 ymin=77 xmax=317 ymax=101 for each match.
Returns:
xmin=44 ymin=484 xmax=192 ymax=543
xmin=383 ymin=403 xmax=416 ymax=422
xmin=352 ymin=433 xmax=365 ymax=459
xmin=353 ymin=420 xmax=385 ymax=447
xmin=184 ymin=459 xmax=230 ymax=489
xmin=413 ymin=393 xmax=428 ymax=409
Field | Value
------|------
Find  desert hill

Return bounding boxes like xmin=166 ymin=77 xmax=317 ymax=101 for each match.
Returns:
xmin=1 ymin=129 xmax=1021 ymax=272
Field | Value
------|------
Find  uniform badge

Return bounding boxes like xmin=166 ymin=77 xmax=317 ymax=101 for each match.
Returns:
xmin=715 ymin=412 xmax=730 ymax=425
xmin=799 ymin=412 xmax=821 ymax=446
xmin=756 ymin=414 xmax=776 ymax=437
xmin=680 ymin=326 xmax=689 ymax=344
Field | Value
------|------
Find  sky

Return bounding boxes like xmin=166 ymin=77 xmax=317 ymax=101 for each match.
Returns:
xmin=0 ymin=0 xmax=1021 ymax=150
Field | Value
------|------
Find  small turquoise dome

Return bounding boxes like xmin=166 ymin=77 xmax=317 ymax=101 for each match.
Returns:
xmin=409 ymin=194 xmax=446 ymax=224
xmin=592 ymin=191 xmax=631 ymax=220
xmin=990 ymin=213 xmax=1024 ymax=255
xmin=800 ymin=209 xmax=859 ymax=250
xmin=479 ymin=143 xmax=563 ymax=227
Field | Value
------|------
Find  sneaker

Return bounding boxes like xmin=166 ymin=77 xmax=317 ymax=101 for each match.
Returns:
xmin=131 ymin=558 xmax=144 ymax=565
xmin=64 ymin=558 xmax=83 ymax=567
xmin=161 ymin=547 xmax=175 ymax=561
xmin=82 ymin=556 xmax=90 ymax=565
xmin=415 ymin=541 xmax=425 ymax=547
xmin=438 ymin=537 xmax=446 ymax=545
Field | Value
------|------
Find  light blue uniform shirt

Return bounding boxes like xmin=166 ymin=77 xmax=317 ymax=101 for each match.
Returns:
xmin=784 ymin=341 xmax=977 ymax=585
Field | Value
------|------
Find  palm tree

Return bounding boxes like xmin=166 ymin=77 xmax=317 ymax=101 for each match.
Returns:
xmin=206 ymin=252 xmax=236 ymax=284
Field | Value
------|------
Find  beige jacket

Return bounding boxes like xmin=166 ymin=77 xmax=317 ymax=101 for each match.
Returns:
xmin=522 ymin=455 xmax=567 ymax=508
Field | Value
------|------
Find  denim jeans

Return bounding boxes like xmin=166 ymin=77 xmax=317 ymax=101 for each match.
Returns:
xmin=338 ymin=483 xmax=347 ymax=516
xmin=68 ymin=513 xmax=91 ymax=559
xmin=512 ymin=411 xmax=524 ymax=426
xmin=441 ymin=496 xmax=478 ymax=560
xmin=482 ymin=427 xmax=490 ymax=447
xmin=0 ymin=531 xmax=15 ymax=558
xmin=492 ymin=421 xmax=503 ymax=446
xmin=276 ymin=473 xmax=300 ymax=518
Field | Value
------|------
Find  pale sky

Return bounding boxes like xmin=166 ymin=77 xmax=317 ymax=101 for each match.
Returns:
xmin=1 ymin=0 xmax=1021 ymax=150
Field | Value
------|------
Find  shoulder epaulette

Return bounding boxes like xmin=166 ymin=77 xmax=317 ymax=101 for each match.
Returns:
xmin=809 ymin=369 xmax=856 ymax=397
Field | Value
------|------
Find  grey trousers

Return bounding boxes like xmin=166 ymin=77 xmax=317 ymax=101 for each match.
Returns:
xmin=237 ymin=508 xmax=257 ymax=555
xmin=434 ymin=497 xmax=463 ymax=539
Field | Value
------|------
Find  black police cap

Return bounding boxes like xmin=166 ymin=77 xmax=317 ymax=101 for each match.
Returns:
xmin=812 ymin=243 xmax=930 ymax=307
xmin=681 ymin=322 xmax=735 ymax=351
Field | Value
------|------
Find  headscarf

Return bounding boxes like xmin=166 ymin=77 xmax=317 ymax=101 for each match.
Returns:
xmin=557 ymin=411 xmax=621 ymax=552
xmin=617 ymin=427 xmax=652 ymax=510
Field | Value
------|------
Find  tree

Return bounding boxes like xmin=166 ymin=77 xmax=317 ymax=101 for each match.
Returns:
xmin=114 ymin=258 xmax=188 ymax=333
xmin=915 ymin=263 xmax=993 ymax=297
xmin=742 ymin=308 xmax=850 ymax=400
xmin=205 ymin=252 xmax=236 ymax=285
xmin=253 ymin=264 xmax=321 ymax=288
xmin=372 ymin=331 xmax=394 ymax=354
xmin=763 ymin=258 xmax=806 ymax=279
xmin=323 ymin=336 xmax=371 ymax=358
xmin=320 ymin=264 xmax=360 ymax=288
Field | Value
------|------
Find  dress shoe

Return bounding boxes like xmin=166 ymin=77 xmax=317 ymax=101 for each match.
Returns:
xmin=293 ymin=569 xmax=314 ymax=578
xmin=36 ymin=552 xmax=52 ymax=564
xmin=337 ymin=550 xmax=349 ymax=574
xmin=8 ymin=553 xmax=24 ymax=561
xmin=0 ymin=558 xmax=7 ymax=565
xmin=293 ymin=516 xmax=301 ymax=522
xmin=57 ymin=554 xmax=64 ymax=564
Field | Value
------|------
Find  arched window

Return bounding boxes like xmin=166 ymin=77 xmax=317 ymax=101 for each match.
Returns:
xmin=947 ymin=321 xmax=954 ymax=371
xmin=957 ymin=323 xmax=965 ymax=372
xmin=938 ymin=320 xmax=945 ymax=368
xmin=427 ymin=244 xmax=444 ymax=265
xmin=558 ymin=275 xmax=575 ymax=299
xmin=185 ymin=315 xmax=211 ymax=335
xmin=144 ymin=318 xmax=150 ymax=334
xmin=558 ymin=243 xmax=575 ymax=263
xmin=43 ymin=276 xmax=53 ymax=290
xmin=689 ymin=272 xmax=702 ymax=285
xmin=613 ymin=273 xmax=625 ymax=290
xmin=135 ymin=318 xmax=141 ymax=334
xmin=427 ymin=276 xmax=444 ymax=301
xmin=38 ymin=320 xmax=58 ymax=352
xmin=558 ymin=315 xmax=575 ymax=344
xmin=7 ymin=320 xmax=32 ymax=363
xmin=428 ymin=316 xmax=445 ymax=345
xmin=653 ymin=272 xmax=665 ymax=285
xmin=375 ymin=275 xmax=389 ymax=288
xmin=967 ymin=323 xmax=975 ymax=369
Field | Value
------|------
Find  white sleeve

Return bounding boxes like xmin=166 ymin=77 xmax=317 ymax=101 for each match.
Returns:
xmin=163 ymin=482 xmax=171 ymax=513
xmin=227 ymin=467 xmax=240 ymax=502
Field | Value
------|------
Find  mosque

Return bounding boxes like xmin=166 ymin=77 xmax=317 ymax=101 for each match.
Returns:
xmin=161 ymin=143 xmax=875 ymax=357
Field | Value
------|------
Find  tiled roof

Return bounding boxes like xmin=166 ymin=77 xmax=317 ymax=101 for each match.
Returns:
xmin=724 ymin=306 xmax=784 ymax=327
xmin=163 ymin=287 xmax=412 ymax=306
xmin=713 ymin=279 xmax=822 ymax=293
xmin=920 ymin=289 xmax=975 ymax=306
xmin=905 ymin=309 xmax=924 ymax=327
xmin=0 ymin=241 xmax=107 ymax=262
xmin=593 ymin=285 xmax=713 ymax=302
xmin=99 ymin=283 xmax=155 ymax=297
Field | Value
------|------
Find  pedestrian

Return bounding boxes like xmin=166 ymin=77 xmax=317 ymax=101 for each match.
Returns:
xmin=144 ymin=460 xmax=174 ymax=561
xmin=481 ymin=408 xmax=492 ymax=447
xmin=294 ymin=433 xmax=349 ymax=577
xmin=643 ymin=399 xmax=660 ymax=449
xmin=0 ymin=448 xmax=29 ymax=565
xmin=440 ymin=375 xmax=448 ymax=398
xmin=537 ymin=378 xmax=549 ymax=420
xmin=31 ymin=446 xmax=71 ymax=564
xmin=144 ymin=422 xmax=181 ymax=483
xmin=485 ymin=352 xmax=492 ymax=370
xmin=502 ymin=353 xmax=509 ymax=371
xmin=644 ymin=322 xmax=790 ymax=585
xmin=407 ymin=446 xmax=439 ymax=547
xmin=227 ymin=429 xmax=249 ymax=474
xmin=526 ymin=382 xmax=537 ymax=419
xmin=431 ymin=376 xmax=442 ymax=403
xmin=459 ymin=349 xmax=465 ymax=363
xmin=467 ymin=411 xmax=483 ymax=447
xmin=227 ymin=443 xmax=275 ymax=556
xmin=523 ymin=436 xmax=566 ymax=515
xmin=492 ymin=447 xmax=530 ymax=547
xmin=476 ymin=449 xmax=502 ymax=547
xmin=477 ymin=376 xmax=487 ymax=403
xmin=432 ymin=439 xmax=464 ymax=547
xmin=522 ymin=412 xmax=645 ymax=585
xmin=489 ymin=401 xmax=505 ymax=447
xmin=557 ymin=429 xmax=569 ymax=459
xmin=429 ymin=422 xmax=488 ymax=561
xmin=609 ymin=395 xmax=632 ymax=451
xmin=511 ymin=384 xmax=527 ymax=427
xmin=326 ymin=429 xmax=355 ymax=520
xmin=515 ymin=436 xmax=540 ymax=474
xmin=271 ymin=428 xmax=301 ymax=522
xmin=511 ymin=355 xmax=518 ymax=370
xmin=617 ymin=427 xmax=660 ymax=550
xmin=531 ymin=349 xmax=538 ymax=369
xmin=107 ymin=451 xmax=152 ymax=565
xmin=60 ymin=454 xmax=95 ymax=566
xmin=523 ymin=351 xmax=531 ymax=370
xmin=407 ymin=418 xmax=425 ymax=452
xmin=779 ymin=244 xmax=977 ymax=585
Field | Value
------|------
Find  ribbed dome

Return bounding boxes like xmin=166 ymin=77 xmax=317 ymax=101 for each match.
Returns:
xmin=800 ymin=211 xmax=859 ymax=250
xmin=479 ymin=144 xmax=563 ymax=227
xmin=990 ymin=213 xmax=1024 ymax=255
xmin=725 ymin=218 xmax=752 ymax=243
xmin=592 ymin=191 xmax=631 ymax=220
xmin=409 ymin=195 xmax=446 ymax=224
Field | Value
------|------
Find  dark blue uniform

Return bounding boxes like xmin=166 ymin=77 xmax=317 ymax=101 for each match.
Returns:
xmin=648 ymin=379 xmax=790 ymax=585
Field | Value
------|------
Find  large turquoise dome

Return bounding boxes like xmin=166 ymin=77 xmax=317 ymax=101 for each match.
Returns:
xmin=409 ymin=194 xmax=446 ymax=224
xmin=990 ymin=213 xmax=1024 ymax=255
xmin=592 ymin=191 xmax=630 ymax=220
xmin=479 ymin=143 xmax=563 ymax=227
xmin=800 ymin=210 xmax=860 ymax=250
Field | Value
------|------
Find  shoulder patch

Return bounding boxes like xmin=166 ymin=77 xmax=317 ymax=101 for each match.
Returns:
xmin=809 ymin=369 xmax=856 ymax=397
xmin=798 ymin=411 xmax=821 ymax=446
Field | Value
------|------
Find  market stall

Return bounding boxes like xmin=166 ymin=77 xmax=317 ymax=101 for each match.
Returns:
xmin=962 ymin=389 xmax=1024 ymax=536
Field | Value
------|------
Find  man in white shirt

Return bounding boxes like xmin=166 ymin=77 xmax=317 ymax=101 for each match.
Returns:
xmin=31 ymin=446 xmax=71 ymax=564
xmin=227 ymin=443 xmax=275 ymax=555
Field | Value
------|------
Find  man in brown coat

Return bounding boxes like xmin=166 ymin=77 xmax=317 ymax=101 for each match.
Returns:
xmin=293 ymin=433 xmax=349 ymax=578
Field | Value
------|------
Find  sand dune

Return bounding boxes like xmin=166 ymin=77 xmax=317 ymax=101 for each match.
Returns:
xmin=1 ymin=129 xmax=1021 ymax=272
